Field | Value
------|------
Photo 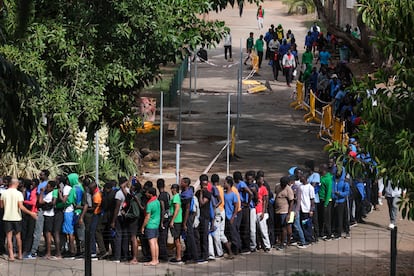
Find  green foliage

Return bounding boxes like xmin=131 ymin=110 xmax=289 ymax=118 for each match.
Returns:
xmin=358 ymin=0 xmax=414 ymax=82
xmin=350 ymin=0 xmax=414 ymax=219
xmin=326 ymin=141 xmax=372 ymax=180
xmin=65 ymin=128 xmax=137 ymax=182
xmin=282 ymin=0 xmax=315 ymax=14
xmin=107 ymin=128 xmax=137 ymax=177
xmin=352 ymin=74 xmax=414 ymax=218
xmin=0 ymin=151 xmax=76 ymax=178
xmin=1 ymin=0 xmax=254 ymax=158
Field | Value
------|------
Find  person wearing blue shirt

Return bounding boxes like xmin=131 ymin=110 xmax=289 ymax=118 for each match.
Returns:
xmin=317 ymin=47 xmax=331 ymax=70
xmin=223 ymin=176 xmax=239 ymax=258
xmin=333 ymin=168 xmax=350 ymax=239
xmin=329 ymin=74 xmax=341 ymax=99
xmin=304 ymin=160 xmax=321 ymax=241
xmin=354 ymin=179 xmax=367 ymax=224
xmin=333 ymin=84 xmax=347 ymax=116
xmin=233 ymin=171 xmax=252 ymax=254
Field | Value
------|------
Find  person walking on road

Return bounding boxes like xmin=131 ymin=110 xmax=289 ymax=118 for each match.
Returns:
xmin=224 ymin=32 xmax=233 ymax=61
xmin=384 ymin=180 xmax=403 ymax=229
xmin=282 ymin=49 xmax=296 ymax=87
xmin=257 ymin=5 xmax=264 ymax=30
xmin=244 ymin=32 xmax=254 ymax=66
xmin=255 ymin=35 xmax=265 ymax=68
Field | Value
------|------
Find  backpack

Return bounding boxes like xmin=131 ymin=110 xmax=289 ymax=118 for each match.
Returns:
xmin=274 ymin=51 xmax=279 ymax=61
xmin=159 ymin=191 xmax=171 ymax=219
xmin=210 ymin=186 xmax=219 ymax=207
xmin=122 ymin=193 xmax=140 ymax=219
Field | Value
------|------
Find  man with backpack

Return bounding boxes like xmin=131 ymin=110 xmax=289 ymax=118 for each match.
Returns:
xmin=245 ymin=171 xmax=259 ymax=252
xmin=110 ymin=177 xmax=130 ymax=263
xmin=180 ymin=177 xmax=199 ymax=264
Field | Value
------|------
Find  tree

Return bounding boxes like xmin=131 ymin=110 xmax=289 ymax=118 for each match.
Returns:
xmin=282 ymin=0 xmax=315 ymax=15
xmin=0 ymin=0 xmax=257 ymax=157
xmin=348 ymin=0 xmax=414 ymax=219
xmin=312 ymin=0 xmax=371 ymax=61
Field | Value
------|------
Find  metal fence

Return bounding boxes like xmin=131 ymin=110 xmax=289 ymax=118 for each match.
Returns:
xmin=166 ymin=58 xmax=188 ymax=106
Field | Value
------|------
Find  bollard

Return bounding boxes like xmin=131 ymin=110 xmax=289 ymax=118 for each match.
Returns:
xmin=390 ymin=226 xmax=397 ymax=276
xmin=85 ymin=222 xmax=91 ymax=276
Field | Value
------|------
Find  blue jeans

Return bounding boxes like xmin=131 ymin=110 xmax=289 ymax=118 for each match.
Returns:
xmin=31 ymin=209 xmax=44 ymax=254
xmin=293 ymin=212 xmax=306 ymax=245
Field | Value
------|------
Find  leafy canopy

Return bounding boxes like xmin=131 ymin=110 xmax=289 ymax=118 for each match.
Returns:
xmin=350 ymin=0 xmax=414 ymax=219
xmin=0 ymin=0 xmax=259 ymax=156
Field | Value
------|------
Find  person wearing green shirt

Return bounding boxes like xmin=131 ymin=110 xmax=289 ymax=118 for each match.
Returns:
xmin=168 ymin=184 xmax=183 ymax=264
xmin=255 ymin=35 xmax=265 ymax=68
xmin=244 ymin=32 xmax=254 ymax=65
xmin=141 ymin=187 xmax=161 ymax=266
xmin=302 ymin=47 xmax=314 ymax=67
xmin=319 ymin=164 xmax=333 ymax=240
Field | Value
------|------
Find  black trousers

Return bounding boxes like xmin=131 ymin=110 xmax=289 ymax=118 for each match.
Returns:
xmin=257 ymin=51 xmax=263 ymax=68
xmin=158 ymin=218 xmax=169 ymax=260
xmin=334 ymin=202 xmax=345 ymax=236
xmin=183 ymin=214 xmax=199 ymax=261
xmin=114 ymin=216 xmax=128 ymax=261
xmin=321 ymin=201 xmax=332 ymax=237
xmin=272 ymin=59 xmax=280 ymax=80
xmin=284 ymin=67 xmax=293 ymax=85
xmin=240 ymin=207 xmax=250 ymax=251
xmin=198 ymin=217 xmax=209 ymax=260
xmin=22 ymin=213 xmax=36 ymax=253
xmin=224 ymin=46 xmax=232 ymax=59
xmin=225 ymin=217 xmax=241 ymax=253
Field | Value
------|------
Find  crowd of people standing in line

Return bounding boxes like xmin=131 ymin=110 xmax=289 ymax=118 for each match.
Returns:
xmin=235 ymin=19 xmax=363 ymax=138
xmin=0 ymin=156 xmax=402 ymax=264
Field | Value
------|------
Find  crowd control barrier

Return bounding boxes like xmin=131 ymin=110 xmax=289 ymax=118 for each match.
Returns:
xmin=291 ymin=81 xmax=349 ymax=146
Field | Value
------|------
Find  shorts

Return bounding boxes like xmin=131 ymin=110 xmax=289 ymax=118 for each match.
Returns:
xmin=54 ymin=209 xmax=64 ymax=233
xmin=62 ymin=212 xmax=74 ymax=234
xmin=170 ymin=223 xmax=182 ymax=239
xmin=275 ymin=213 xmax=288 ymax=228
xmin=43 ymin=215 xmax=55 ymax=233
xmin=145 ymin=228 xmax=159 ymax=240
xmin=4 ymin=221 xmax=22 ymax=233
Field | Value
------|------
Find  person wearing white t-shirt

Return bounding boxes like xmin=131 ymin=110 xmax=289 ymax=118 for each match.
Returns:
xmin=305 ymin=160 xmax=321 ymax=241
xmin=300 ymin=175 xmax=315 ymax=243
xmin=39 ymin=181 xmax=57 ymax=259
xmin=0 ymin=179 xmax=37 ymax=261
xmin=60 ymin=180 xmax=75 ymax=258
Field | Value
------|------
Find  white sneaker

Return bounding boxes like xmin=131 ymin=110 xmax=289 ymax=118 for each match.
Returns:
xmin=388 ymin=223 xmax=395 ymax=229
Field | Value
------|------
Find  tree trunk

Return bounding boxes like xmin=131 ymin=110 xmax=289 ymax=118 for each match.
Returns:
xmin=313 ymin=0 xmax=370 ymax=61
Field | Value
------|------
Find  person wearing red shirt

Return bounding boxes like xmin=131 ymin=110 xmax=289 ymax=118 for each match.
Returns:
xmin=255 ymin=175 xmax=271 ymax=251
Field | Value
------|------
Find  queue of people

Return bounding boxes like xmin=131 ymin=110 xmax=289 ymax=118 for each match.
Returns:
xmin=0 ymin=157 xmax=397 ymax=265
